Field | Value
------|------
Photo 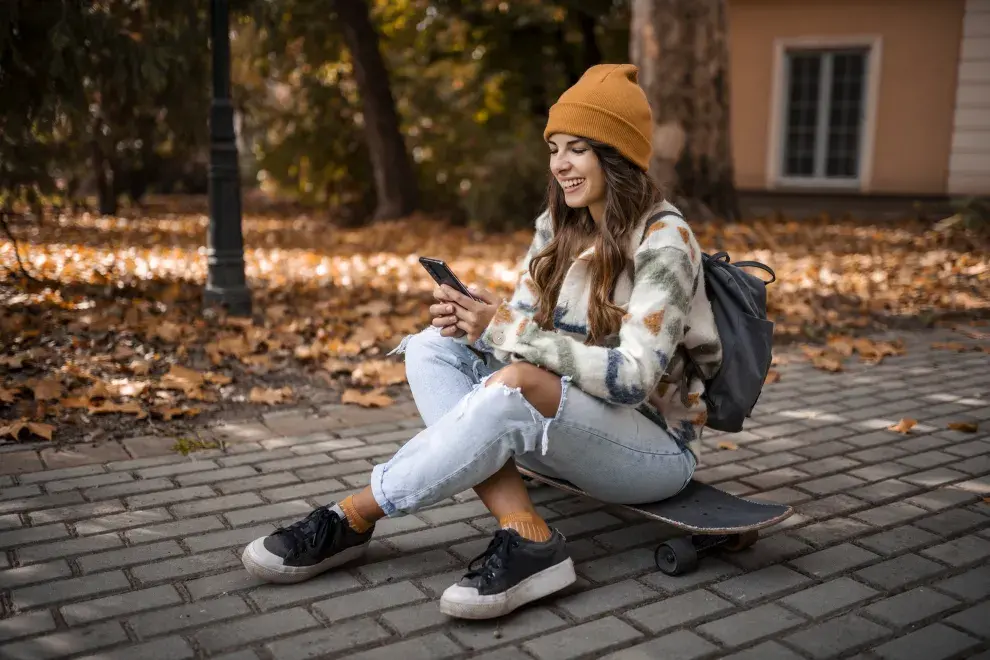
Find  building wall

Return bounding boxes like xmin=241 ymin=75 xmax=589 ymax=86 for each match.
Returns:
xmin=729 ymin=0 xmax=965 ymax=195
xmin=949 ymin=0 xmax=990 ymax=195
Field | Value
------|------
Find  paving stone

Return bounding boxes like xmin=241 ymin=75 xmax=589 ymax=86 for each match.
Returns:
xmin=848 ymin=463 xmax=915 ymax=483
xmin=215 ymin=471 xmax=300 ymax=494
xmin=640 ymin=556 xmax=742 ymax=592
xmin=625 ymin=588 xmax=733 ymax=632
xmin=125 ymin=485 xmax=216 ymax=509
xmin=849 ymin=479 xmax=920 ymax=503
xmin=752 ymin=487 xmax=812 ymax=505
xmin=721 ymin=534 xmax=813 ymax=572
xmin=854 ymin=553 xmax=946 ymax=590
xmin=0 ymin=621 xmax=127 ymax=660
xmin=933 ymin=565 xmax=990 ymax=601
xmin=721 ymin=641 xmax=805 ymax=660
xmin=28 ymin=499 xmax=125 ymax=524
xmin=0 ymin=611 xmax=57 ymax=643
xmin=920 ymin=534 xmax=990 ymax=566
xmin=0 ymin=484 xmax=41 ymax=500
xmin=448 ymin=606 xmax=567 ymax=650
xmin=171 ymin=492 xmax=264 ymax=518
xmin=255 ymin=453 xmax=337 ymax=473
xmin=0 ymin=491 xmax=84 ymax=516
xmin=78 ymin=539 xmax=184 ymax=573
xmin=46 ymin=472 xmax=134 ymax=493
xmin=124 ymin=515 xmax=226 ymax=544
xmin=914 ymin=508 xmax=988 ymax=536
xmin=372 ymin=514 xmax=429 ymax=537
xmin=379 ymin=601 xmax=450 ymax=634
xmin=741 ymin=452 xmax=805 ymax=471
xmin=710 ymin=564 xmax=811 ymax=604
xmin=0 ymin=559 xmax=72 ymax=589
xmin=195 ymin=607 xmax=320 ymax=653
xmin=695 ymin=603 xmax=805 ymax=647
xmin=555 ymin=578 xmax=658 ymax=620
xmin=797 ymin=456 xmax=861 ymax=476
xmin=551 ymin=510 xmax=623 ymax=538
xmin=862 ymin=586 xmax=959 ymax=627
xmin=783 ymin=614 xmax=890 ymax=659
xmin=417 ymin=499 xmax=490 ymax=525
xmin=576 ymin=547 xmax=655 ymax=582
xmin=358 ymin=548 xmax=458 ymax=585
xmin=338 ymin=631 xmax=461 ymax=660
xmin=694 ymin=463 xmax=756 ymax=483
xmin=901 ymin=467 xmax=969 ymax=487
xmin=779 ymin=577 xmax=879 ymax=618
xmin=174 ymin=465 xmax=257 ymax=486
xmin=872 ymin=623 xmax=979 ymax=660
xmin=945 ymin=601 xmax=990 ymax=638
xmin=61 ymin=584 xmax=182 ymax=625
xmin=792 ymin=440 xmax=857 ymax=459
xmin=333 ymin=443 xmax=401 ymax=460
xmin=131 ymin=549 xmax=239 ymax=583
xmin=0 ymin=451 xmax=44 ymax=475
xmin=797 ymin=494 xmax=867 ymax=519
xmin=224 ymin=499 xmax=311 ymax=526
xmin=15 ymin=531 xmax=120 ymax=564
xmin=906 ymin=487 xmax=981 ymax=511
xmin=128 ymin=595 xmax=251 ymax=637
xmin=19 ymin=464 xmax=106 ymax=484
xmin=849 ymin=446 xmax=909 ymax=463
xmin=851 ymin=502 xmax=929 ymax=527
xmin=797 ymin=473 xmax=867 ymax=495
xmin=386 ymin=522 xmax=480 ymax=553
xmin=602 ymin=630 xmax=718 ymax=660
xmin=856 ymin=525 xmax=943 ymax=556
xmin=12 ymin=570 xmax=130 ymax=609
xmin=76 ymin=635 xmax=194 ymax=660
xmin=248 ymin=570 xmax=361 ymax=610
xmin=75 ymin=508 xmax=173 ymax=535
xmin=522 ymin=616 xmax=642 ymax=660
xmin=135 ymin=460 xmax=218 ymax=479
xmin=791 ymin=517 xmax=873 ymax=547
xmin=261 ymin=478 xmax=346 ymax=502
xmin=313 ymin=581 xmax=426 ymax=621
xmin=82 ymin=477 xmax=177 ymax=501
xmin=741 ymin=468 xmax=810 ymax=490
xmin=266 ymin=618 xmax=392 ymax=660
xmin=292 ymin=459 xmax=376 ymax=482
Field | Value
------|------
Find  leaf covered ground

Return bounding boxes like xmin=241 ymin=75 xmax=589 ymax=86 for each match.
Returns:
xmin=2 ymin=196 xmax=989 ymax=445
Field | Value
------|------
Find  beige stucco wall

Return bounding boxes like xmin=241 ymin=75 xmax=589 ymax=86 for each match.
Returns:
xmin=729 ymin=0 xmax=965 ymax=194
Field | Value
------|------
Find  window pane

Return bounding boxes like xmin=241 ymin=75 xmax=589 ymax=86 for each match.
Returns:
xmin=783 ymin=54 xmax=821 ymax=177
xmin=826 ymin=51 xmax=866 ymax=178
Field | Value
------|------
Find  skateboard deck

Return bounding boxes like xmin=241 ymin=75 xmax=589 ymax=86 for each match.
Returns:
xmin=518 ymin=466 xmax=792 ymax=534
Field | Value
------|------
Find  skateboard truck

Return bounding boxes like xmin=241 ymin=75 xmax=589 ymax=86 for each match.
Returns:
xmin=654 ymin=531 xmax=759 ymax=576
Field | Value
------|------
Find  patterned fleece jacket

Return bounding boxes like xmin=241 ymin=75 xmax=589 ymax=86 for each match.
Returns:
xmin=477 ymin=200 xmax=723 ymax=460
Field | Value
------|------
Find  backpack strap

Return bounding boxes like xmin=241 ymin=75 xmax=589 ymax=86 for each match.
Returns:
xmin=707 ymin=251 xmax=776 ymax=284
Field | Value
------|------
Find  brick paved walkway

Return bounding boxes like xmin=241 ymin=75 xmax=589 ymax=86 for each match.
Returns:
xmin=1 ymin=329 xmax=988 ymax=660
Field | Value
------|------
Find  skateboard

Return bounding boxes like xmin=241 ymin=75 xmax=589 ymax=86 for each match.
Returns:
xmin=518 ymin=466 xmax=793 ymax=576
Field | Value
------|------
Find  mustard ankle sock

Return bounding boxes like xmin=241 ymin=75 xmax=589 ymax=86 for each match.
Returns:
xmin=338 ymin=495 xmax=374 ymax=533
xmin=498 ymin=511 xmax=552 ymax=542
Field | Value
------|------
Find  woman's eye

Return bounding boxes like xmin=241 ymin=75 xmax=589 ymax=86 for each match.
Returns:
xmin=572 ymin=148 xmax=587 ymax=154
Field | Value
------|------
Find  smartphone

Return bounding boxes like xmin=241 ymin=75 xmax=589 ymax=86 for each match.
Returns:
xmin=419 ymin=257 xmax=481 ymax=301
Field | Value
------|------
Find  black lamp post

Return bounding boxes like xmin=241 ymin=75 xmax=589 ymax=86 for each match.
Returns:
xmin=204 ymin=0 xmax=251 ymax=316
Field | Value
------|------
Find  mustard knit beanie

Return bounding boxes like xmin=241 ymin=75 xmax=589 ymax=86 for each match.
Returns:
xmin=543 ymin=63 xmax=653 ymax=171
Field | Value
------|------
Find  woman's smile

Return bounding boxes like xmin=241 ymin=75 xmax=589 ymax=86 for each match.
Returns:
xmin=560 ymin=177 xmax=586 ymax=195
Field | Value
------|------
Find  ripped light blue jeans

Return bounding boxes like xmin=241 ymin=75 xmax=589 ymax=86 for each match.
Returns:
xmin=370 ymin=327 xmax=696 ymax=517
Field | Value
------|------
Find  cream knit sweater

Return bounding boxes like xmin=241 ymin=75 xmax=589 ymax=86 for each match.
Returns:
xmin=478 ymin=201 xmax=722 ymax=460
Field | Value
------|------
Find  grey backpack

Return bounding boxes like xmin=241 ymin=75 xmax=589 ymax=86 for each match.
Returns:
xmin=698 ymin=251 xmax=776 ymax=432
xmin=646 ymin=211 xmax=776 ymax=432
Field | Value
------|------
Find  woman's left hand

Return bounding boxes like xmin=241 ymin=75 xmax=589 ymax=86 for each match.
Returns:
xmin=432 ymin=285 xmax=500 ymax=342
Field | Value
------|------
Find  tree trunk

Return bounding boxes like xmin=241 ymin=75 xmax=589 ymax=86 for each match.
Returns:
xmin=630 ymin=0 xmax=739 ymax=220
xmin=334 ymin=0 xmax=419 ymax=221
xmin=92 ymin=138 xmax=118 ymax=216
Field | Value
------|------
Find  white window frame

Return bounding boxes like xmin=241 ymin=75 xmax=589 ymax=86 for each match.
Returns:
xmin=766 ymin=35 xmax=883 ymax=192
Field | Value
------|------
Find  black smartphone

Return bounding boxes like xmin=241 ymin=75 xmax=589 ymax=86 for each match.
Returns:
xmin=419 ymin=257 xmax=481 ymax=301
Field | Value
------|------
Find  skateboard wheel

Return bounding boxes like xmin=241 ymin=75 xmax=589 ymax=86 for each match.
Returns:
xmin=723 ymin=530 xmax=759 ymax=552
xmin=654 ymin=537 xmax=698 ymax=576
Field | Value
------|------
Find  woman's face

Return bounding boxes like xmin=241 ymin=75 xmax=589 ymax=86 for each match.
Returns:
xmin=548 ymin=133 xmax=606 ymax=213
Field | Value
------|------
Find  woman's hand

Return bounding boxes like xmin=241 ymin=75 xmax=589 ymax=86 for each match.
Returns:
xmin=430 ymin=285 xmax=500 ymax=342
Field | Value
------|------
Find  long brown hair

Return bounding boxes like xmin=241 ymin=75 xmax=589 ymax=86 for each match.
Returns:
xmin=530 ymin=138 xmax=663 ymax=345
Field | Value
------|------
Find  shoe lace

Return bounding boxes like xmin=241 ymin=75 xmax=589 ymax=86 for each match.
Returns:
xmin=464 ymin=529 xmax=520 ymax=585
xmin=273 ymin=506 xmax=341 ymax=560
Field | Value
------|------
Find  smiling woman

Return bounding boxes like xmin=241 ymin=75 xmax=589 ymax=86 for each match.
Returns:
xmin=241 ymin=63 xmax=723 ymax=622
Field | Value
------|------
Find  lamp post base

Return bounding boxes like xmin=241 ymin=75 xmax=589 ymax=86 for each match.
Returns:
xmin=203 ymin=283 xmax=252 ymax=317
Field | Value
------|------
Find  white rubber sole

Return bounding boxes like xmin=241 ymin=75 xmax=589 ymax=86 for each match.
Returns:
xmin=241 ymin=537 xmax=369 ymax=584
xmin=439 ymin=557 xmax=576 ymax=619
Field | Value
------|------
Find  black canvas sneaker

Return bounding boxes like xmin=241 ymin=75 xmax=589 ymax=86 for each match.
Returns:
xmin=241 ymin=503 xmax=373 ymax=583
xmin=440 ymin=528 xmax=575 ymax=619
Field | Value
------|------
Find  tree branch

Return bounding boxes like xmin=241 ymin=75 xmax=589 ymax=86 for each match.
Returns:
xmin=0 ymin=210 xmax=39 ymax=282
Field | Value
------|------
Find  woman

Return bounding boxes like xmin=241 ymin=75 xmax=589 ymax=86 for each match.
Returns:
xmin=241 ymin=63 xmax=722 ymax=620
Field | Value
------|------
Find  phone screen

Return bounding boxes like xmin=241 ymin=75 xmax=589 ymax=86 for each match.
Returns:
xmin=419 ymin=257 xmax=478 ymax=300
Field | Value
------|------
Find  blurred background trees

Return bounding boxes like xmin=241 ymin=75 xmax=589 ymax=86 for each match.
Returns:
xmin=1 ymin=0 xmax=737 ymax=227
